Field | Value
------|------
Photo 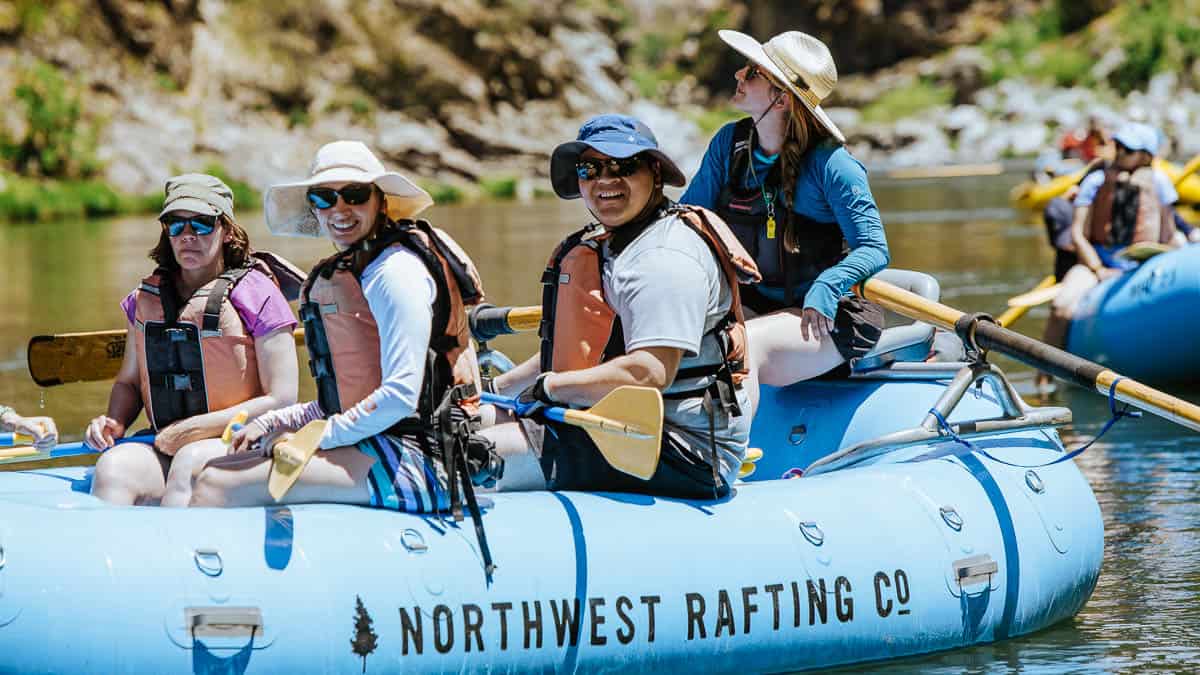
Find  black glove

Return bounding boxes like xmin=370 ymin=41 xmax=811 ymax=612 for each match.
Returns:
xmin=515 ymin=373 xmax=557 ymax=422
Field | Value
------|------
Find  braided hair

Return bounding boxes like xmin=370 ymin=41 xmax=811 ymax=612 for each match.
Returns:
xmin=777 ymin=95 xmax=836 ymax=253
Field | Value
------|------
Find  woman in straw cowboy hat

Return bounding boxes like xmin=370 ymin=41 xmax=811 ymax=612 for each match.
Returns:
xmin=87 ymin=173 xmax=301 ymax=506
xmin=682 ymin=29 xmax=890 ymax=397
xmin=190 ymin=142 xmax=497 ymax=528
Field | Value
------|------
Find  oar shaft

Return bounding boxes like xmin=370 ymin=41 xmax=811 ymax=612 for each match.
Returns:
xmin=470 ymin=304 xmax=542 ymax=342
xmin=859 ymin=277 xmax=1200 ymax=432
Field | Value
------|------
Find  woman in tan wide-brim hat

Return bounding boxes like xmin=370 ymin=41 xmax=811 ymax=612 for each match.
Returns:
xmin=681 ymin=29 xmax=890 ymax=402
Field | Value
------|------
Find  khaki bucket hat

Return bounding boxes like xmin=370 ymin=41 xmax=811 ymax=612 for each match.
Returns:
xmin=719 ymin=29 xmax=845 ymax=143
xmin=265 ymin=141 xmax=433 ymax=238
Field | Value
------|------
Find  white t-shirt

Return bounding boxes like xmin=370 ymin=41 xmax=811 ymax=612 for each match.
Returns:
xmin=320 ymin=246 xmax=436 ymax=449
xmin=600 ymin=212 xmax=751 ymax=481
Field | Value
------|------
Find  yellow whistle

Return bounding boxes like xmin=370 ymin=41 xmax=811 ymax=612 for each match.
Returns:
xmin=766 ymin=216 xmax=776 ymax=239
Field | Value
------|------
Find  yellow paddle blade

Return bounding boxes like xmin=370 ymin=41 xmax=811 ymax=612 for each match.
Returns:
xmin=568 ymin=386 xmax=663 ymax=480
xmin=997 ymin=275 xmax=1057 ymax=327
xmin=268 ymin=419 xmax=327 ymax=502
xmin=1116 ymin=242 xmax=1171 ymax=262
xmin=1007 ymin=283 xmax=1063 ymax=308
xmin=737 ymin=447 xmax=763 ymax=479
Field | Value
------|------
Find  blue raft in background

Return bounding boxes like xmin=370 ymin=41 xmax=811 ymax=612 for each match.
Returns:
xmin=0 ymin=285 xmax=1104 ymax=673
xmin=1067 ymin=244 xmax=1200 ymax=383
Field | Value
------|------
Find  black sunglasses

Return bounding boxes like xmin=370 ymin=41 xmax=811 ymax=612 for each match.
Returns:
xmin=575 ymin=156 xmax=645 ymax=181
xmin=306 ymin=183 xmax=375 ymax=210
xmin=161 ymin=213 xmax=218 ymax=237
xmin=745 ymin=62 xmax=763 ymax=81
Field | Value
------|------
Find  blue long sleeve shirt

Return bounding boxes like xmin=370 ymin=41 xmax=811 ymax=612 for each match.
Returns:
xmin=681 ymin=121 xmax=890 ymax=319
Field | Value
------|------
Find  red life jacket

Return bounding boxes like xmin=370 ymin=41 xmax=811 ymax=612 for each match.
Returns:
xmin=133 ymin=256 xmax=291 ymax=431
xmin=1086 ymin=166 xmax=1172 ymax=248
xmin=300 ymin=218 xmax=484 ymax=427
xmin=539 ymin=204 xmax=761 ymax=412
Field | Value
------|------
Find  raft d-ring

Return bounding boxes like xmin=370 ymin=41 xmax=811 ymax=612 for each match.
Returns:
xmin=799 ymin=521 xmax=824 ymax=546
xmin=401 ymin=529 xmax=428 ymax=554
xmin=788 ymin=425 xmax=807 ymax=446
xmin=0 ymin=544 xmax=5 ymax=570
xmin=939 ymin=506 xmax=964 ymax=531
xmin=1025 ymin=470 xmax=1045 ymax=494
xmin=194 ymin=548 xmax=224 ymax=577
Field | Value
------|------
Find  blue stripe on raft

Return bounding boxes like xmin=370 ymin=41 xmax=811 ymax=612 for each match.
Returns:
xmin=957 ymin=451 xmax=1021 ymax=641
xmin=553 ymin=493 xmax=587 ymax=672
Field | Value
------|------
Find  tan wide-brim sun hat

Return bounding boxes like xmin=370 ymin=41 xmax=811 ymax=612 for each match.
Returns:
xmin=265 ymin=140 xmax=434 ymax=238
xmin=719 ymin=29 xmax=846 ymax=144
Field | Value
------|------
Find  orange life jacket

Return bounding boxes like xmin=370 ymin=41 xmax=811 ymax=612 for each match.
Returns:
xmin=300 ymin=218 xmax=484 ymax=428
xmin=539 ymin=204 xmax=760 ymax=413
xmin=133 ymin=256 xmax=286 ymax=431
xmin=1086 ymin=166 xmax=1172 ymax=248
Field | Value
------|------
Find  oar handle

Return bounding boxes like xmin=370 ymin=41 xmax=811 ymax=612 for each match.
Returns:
xmin=470 ymin=304 xmax=542 ymax=343
xmin=859 ymin=277 xmax=1200 ymax=433
xmin=0 ymin=432 xmax=35 ymax=447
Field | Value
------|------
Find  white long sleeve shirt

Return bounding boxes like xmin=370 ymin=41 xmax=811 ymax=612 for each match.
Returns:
xmin=318 ymin=245 xmax=436 ymax=449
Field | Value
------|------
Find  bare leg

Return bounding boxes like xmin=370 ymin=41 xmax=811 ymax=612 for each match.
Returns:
xmin=746 ymin=308 xmax=845 ymax=387
xmin=190 ymin=447 xmax=376 ymax=507
xmin=161 ymin=438 xmax=229 ymax=508
xmin=480 ymin=416 xmax=546 ymax=492
xmin=90 ymin=442 xmax=169 ymax=505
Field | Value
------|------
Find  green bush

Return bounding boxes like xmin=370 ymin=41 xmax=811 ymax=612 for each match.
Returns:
xmin=1 ymin=59 xmax=100 ymax=179
xmin=480 ymin=175 xmax=517 ymax=200
xmin=0 ymin=173 xmax=141 ymax=222
xmin=422 ymin=181 xmax=464 ymax=204
xmin=688 ymin=106 xmax=743 ymax=135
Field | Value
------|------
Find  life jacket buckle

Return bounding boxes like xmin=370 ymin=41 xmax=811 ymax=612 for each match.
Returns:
xmin=200 ymin=329 xmax=222 ymax=338
xmin=166 ymin=328 xmax=189 ymax=343
xmin=320 ymin=303 xmax=338 ymax=315
xmin=170 ymin=374 xmax=194 ymax=391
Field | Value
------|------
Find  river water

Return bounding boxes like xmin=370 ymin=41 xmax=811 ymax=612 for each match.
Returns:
xmin=1 ymin=174 xmax=1197 ymax=671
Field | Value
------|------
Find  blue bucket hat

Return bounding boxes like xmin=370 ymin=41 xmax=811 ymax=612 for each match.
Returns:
xmin=550 ymin=114 xmax=686 ymax=199
xmin=1112 ymin=122 xmax=1159 ymax=155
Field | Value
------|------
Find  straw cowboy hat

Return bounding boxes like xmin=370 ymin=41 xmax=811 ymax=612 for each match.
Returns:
xmin=719 ymin=29 xmax=846 ymax=143
xmin=265 ymin=140 xmax=433 ymax=237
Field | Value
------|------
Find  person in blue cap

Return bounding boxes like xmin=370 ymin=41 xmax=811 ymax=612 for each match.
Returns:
xmin=1037 ymin=121 xmax=1182 ymax=390
xmin=482 ymin=114 xmax=758 ymax=499
xmin=681 ymin=29 xmax=889 ymax=385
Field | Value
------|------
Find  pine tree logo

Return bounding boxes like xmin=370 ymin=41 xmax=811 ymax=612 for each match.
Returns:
xmin=350 ymin=595 xmax=379 ymax=673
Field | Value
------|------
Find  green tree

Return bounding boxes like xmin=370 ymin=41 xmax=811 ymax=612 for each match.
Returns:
xmin=1 ymin=59 xmax=99 ymax=179
xmin=350 ymin=595 xmax=379 ymax=673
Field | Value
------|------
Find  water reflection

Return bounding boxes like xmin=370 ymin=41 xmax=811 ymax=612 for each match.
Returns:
xmin=3 ymin=172 xmax=1199 ymax=670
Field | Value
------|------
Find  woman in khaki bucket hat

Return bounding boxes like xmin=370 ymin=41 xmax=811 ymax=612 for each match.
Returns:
xmin=86 ymin=173 xmax=301 ymax=506
xmin=681 ymin=29 xmax=891 ymax=405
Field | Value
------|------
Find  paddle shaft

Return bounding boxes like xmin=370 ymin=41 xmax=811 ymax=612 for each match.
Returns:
xmin=0 ymin=433 xmax=155 ymax=472
xmin=481 ymin=392 xmax=651 ymax=438
xmin=470 ymin=304 xmax=542 ymax=343
xmin=859 ymin=277 xmax=1200 ymax=432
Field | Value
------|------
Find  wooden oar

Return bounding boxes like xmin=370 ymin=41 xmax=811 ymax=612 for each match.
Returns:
xmin=996 ymin=275 xmax=1057 ymax=325
xmin=858 ymin=277 xmax=1200 ymax=432
xmin=483 ymin=386 xmax=663 ymax=480
xmin=27 ymin=328 xmax=307 ymax=387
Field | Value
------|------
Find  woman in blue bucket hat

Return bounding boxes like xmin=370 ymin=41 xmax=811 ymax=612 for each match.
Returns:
xmin=484 ymin=114 xmax=758 ymax=499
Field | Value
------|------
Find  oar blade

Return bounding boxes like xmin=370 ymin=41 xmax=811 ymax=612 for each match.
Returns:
xmin=1116 ymin=242 xmax=1171 ymax=262
xmin=268 ymin=419 xmax=327 ymax=501
xmin=584 ymin=386 xmax=663 ymax=480
xmin=28 ymin=331 xmax=126 ymax=387
xmin=1006 ymin=283 xmax=1062 ymax=308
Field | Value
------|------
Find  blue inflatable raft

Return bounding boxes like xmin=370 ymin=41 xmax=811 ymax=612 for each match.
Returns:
xmin=1067 ymin=244 xmax=1200 ymax=382
xmin=0 ymin=289 xmax=1103 ymax=673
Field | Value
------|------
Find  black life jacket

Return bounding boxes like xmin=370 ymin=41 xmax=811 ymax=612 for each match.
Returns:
xmin=714 ymin=117 xmax=849 ymax=304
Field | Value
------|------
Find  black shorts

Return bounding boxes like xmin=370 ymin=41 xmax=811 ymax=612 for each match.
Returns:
xmin=539 ymin=421 xmax=729 ymax=500
xmin=741 ymin=286 xmax=884 ymax=375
